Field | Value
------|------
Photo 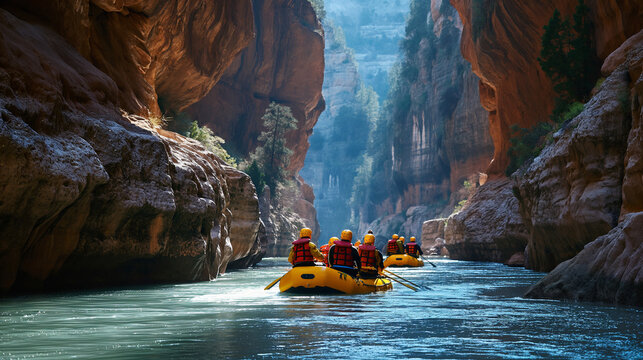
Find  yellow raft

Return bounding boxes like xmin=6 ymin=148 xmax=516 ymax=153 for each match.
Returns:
xmin=279 ymin=266 xmax=393 ymax=294
xmin=384 ymin=254 xmax=424 ymax=268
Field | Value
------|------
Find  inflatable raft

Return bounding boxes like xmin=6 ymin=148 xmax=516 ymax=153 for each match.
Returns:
xmin=279 ymin=266 xmax=392 ymax=294
xmin=384 ymin=254 xmax=424 ymax=268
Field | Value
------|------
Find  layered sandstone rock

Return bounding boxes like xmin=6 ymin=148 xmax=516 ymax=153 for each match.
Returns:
xmin=3 ymin=0 xmax=254 ymax=116
xmin=519 ymin=33 xmax=643 ymax=305
xmin=421 ymin=218 xmax=446 ymax=251
xmin=188 ymin=0 xmax=325 ymax=175
xmin=450 ymin=0 xmax=641 ymax=176
xmin=444 ymin=178 xmax=528 ymax=263
xmin=514 ymin=57 xmax=633 ymax=272
xmin=0 ymin=2 xmax=260 ymax=292
xmin=525 ymin=212 xmax=643 ymax=306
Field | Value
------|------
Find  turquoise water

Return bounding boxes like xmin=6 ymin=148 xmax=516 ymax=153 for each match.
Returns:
xmin=1 ymin=258 xmax=641 ymax=359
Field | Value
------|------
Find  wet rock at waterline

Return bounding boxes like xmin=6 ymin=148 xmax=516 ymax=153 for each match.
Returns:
xmin=0 ymin=3 xmax=260 ymax=292
xmin=444 ymin=178 xmax=529 ymax=263
xmin=525 ymin=212 xmax=643 ymax=306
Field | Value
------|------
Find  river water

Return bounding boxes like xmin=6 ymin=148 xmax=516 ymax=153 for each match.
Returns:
xmin=1 ymin=258 xmax=641 ymax=359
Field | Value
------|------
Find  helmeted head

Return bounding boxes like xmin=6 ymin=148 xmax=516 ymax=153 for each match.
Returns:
xmin=300 ymin=228 xmax=312 ymax=239
xmin=367 ymin=229 xmax=374 ymax=234
xmin=329 ymin=237 xmax=339 ymax=246
xmin=399 ymin=236 xmax=405 ymax=243
xmin=364 ymin=234 xmax=375 ymax=245
xmin=392 ymin=234 xmax=399 ymax=240
xmin=341 ymin=229 xmax=353 ymax=241
xmin=410 ymin=236 xmax=416 ymax=242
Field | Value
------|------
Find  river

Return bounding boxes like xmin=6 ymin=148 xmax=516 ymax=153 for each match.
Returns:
xmin=1 ymin=258 xmax=641 ymax=359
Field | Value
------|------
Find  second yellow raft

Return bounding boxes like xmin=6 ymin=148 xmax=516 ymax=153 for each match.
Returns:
xmin=384 ymin=254 xmax=424 ymax=268
xmin=279 ymin=266 xmax=393 ymax=294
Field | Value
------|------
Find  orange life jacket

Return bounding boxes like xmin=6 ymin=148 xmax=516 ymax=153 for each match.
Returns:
xmin=292 ymin=238 xmax=314 ymax=265
xmin=387 ymin=239 xmax=400 ymax=254
xmin=406 ymin=242 xmax=419 ymax=256
xmin=331 ymin=240 xmax=354 ymax=268
xmin=358 ymin=244 xmax=378 ymax=270
xmin=320 ymin=244 xmax=330 ymax=266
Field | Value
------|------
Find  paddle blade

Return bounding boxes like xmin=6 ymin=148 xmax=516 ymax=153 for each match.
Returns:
xmin=264 ymin=276 xmax=283 ymax=290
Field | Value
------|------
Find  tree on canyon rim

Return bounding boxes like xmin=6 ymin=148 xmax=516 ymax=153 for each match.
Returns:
xmin=249 ymin=102 xmax=298 ymax=193
xmin=538 ymin=0 xmax=600 ymax=120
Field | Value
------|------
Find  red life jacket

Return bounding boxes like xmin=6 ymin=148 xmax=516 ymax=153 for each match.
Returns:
xmin=358 ymin=244 xmax=377 ymax=270
xmin=292 ymin=238 xmax=314 ymax=264
xmin=331 ymin=240 xmax=354 ymax=268
xmin=320 ymin=244 xmax=330 ymax=266
xmin=406 ymin=242 xmax=418 ymax=256
xmin=387 ymin=239 xmax=400 ymax=254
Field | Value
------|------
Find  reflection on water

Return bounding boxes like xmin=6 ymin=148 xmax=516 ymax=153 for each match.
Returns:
xmin=1 ymin=258 xmax=641 ymax=359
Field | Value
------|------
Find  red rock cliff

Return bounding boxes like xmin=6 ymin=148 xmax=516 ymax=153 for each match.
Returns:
xmin=0 ymin=1 xmax=261 ymax=293
xmin=187 ymin=0 xmax=325 ymax=176
xmin=450 ymin=0 xmax=641 ymax=176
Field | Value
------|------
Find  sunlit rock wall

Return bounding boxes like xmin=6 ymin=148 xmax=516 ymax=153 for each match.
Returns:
xmin=0 ymin=1 xmax=261 ymax=293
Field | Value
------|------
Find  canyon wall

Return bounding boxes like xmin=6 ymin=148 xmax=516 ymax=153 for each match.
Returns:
xmin=187 ymin=0 xmax=325 ymax=252
xmin=358 ymin=0 xmax=493 ymax=248
xmin=187 ymin=0 xmax=325 ymax=175
xmin=0 ymin=1 xmax=263 ymax=293
xmin=447 ymin=0 xmax=641 ymax=304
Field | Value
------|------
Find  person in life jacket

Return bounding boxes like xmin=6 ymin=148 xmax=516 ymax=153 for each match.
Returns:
xmin=328 ymin=229 xmax=361 ymax=277
xmin=358 ymin=234 xmax=384 ymax=279
xmin=288 ymin=228 xmax=324 ymax=267
xmin=386 ymin=234 xmax=403 ymax=255
xmin=319 ymin=237 xmax=338 ymax=266
xmin=404 ymin=236 xmax=424 ymax=258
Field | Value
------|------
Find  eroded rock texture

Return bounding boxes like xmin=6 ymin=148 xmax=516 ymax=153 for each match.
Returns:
xmin=450 ymin=0 xmax=641 ymax=176
xmin=515 ymin=59 xmax=633 ymax=272
xmin=444 ymin=178 xmax=528 ymax=263
xmin=0 ymin=1 xmax=260 ymax=293
xmin=188 ymin=0 xmax=325 ymax=175
xmin=525 ymin=212 xmax=643 ymax=306
xmin=520 ymin=34 xmax=643 ymax=305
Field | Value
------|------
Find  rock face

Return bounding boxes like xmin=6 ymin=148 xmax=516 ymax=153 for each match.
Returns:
xmin=3 ymin=0 xmax=254 ymax=116
xmin=515 ymin=58 xmax=633 ymax=272
xmin=187 ymin=0 xmax=325 ymax=176
xmin=521 ymin=34 xmax=643 ymax=305
xmin=444 ymin=178 xmax=529 ymax=263
xmin=0 ymin=1 xmax=260 ymax=293
xmin=421 ymin=218 xmax=446 ymax=250
xmin=357 ymin=0 xmax=493 ymax=243
xmin=525 ymin=212 xmax=643 ymax=306
xmin=450 ymin=0 xmax=642 ymax=176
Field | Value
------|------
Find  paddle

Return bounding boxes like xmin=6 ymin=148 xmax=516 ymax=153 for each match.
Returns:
xmin=382 ymin=274 xmax=418 ymax=291
xmin=421 ymin=256 xmax=437 ymax=267
xmin=264 ymin=275 xmax=284 ymax=290
xmin=384 ymin=269 xmax=432 ymax=291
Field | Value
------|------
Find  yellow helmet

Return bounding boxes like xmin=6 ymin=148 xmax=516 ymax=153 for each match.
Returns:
xmin=399 ymin=236 xmax=405 ymax=243
xmin=392 ymin=234 xmax=399 ymax=240
xmin=340 ymin=229 xmax=353 ymax=241
xmin=364 ymin=234 xmax=375 ymax=244
xmin=410 ymin=236 xmax=416 ymax=242
xmin=300 ymin=228 xmax=312 ymax=238
xmin=329 ymin=237 xmax=338 ymax=246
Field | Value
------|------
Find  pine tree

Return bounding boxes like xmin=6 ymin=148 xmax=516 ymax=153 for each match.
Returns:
xmin=251 ymin=102 xmax=298 ymax=191
xmin=538 ymin=1 xmax=599 ymax=120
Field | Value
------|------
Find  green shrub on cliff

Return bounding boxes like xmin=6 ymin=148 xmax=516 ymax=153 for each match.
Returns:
xmin=187 ymin=121 xmax=237 ymax=167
